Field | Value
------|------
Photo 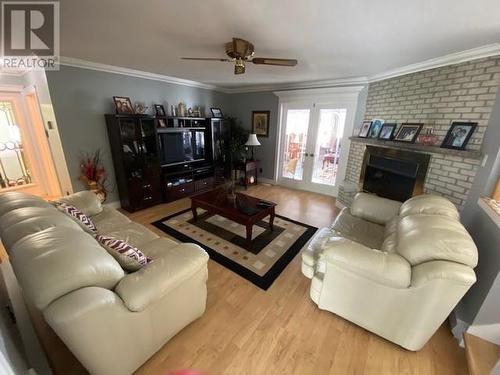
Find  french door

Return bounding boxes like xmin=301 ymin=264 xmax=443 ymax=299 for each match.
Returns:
xmin=277 ymin=97 xmax=356 ymax=196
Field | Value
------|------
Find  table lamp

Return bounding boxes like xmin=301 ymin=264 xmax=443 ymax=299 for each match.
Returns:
xmin=245 ymin=133 xmax=261 ymax=160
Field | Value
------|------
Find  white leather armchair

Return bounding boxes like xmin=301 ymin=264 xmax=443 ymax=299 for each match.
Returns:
xmin=0 ymin=191 xmax=209 ymax=375
xmin=302 ymin=193 xmax=477 ymax=351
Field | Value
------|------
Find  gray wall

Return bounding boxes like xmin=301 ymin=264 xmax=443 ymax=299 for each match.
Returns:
xmin=45 ymin=65 xmax=230 ymax=202
xmin=457 ymin=86 xmax=500 ymax=324
xmin=227 ymin=92 xmax=279 ymax=180
xmin=227 ymin=86 xmax=368 ymax=181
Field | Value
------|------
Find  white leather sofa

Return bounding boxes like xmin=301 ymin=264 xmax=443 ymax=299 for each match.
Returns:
xmin=0 ymin=191 xmax=209 ymax=375
xmin=302 ymin=193 xmax=478 ymax=351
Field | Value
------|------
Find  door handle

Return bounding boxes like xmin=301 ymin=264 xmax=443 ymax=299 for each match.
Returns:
xmin=310 ymin=153 xmax=314 ymax=157
xmin=304 ymin=153 xmax=309 ymax=157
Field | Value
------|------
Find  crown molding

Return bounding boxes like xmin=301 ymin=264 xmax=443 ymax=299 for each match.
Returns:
xmin=59 ymin=56 xmax=219 ymax=91
xmin=368 ymin=43 xmax=500 ymax=83
xmin=220 ymin=76 xmax=369 ymax=94
xmin=57 ymin=44 xmax=500 ymax=95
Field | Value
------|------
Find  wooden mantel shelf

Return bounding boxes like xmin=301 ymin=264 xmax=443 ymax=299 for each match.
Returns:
xmin=349 ymin=136 xmax=481 ymax=159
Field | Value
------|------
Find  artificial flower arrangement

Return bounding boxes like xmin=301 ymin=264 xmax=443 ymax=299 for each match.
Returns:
xmin=79 ymin=149 xmax=108 ymax=202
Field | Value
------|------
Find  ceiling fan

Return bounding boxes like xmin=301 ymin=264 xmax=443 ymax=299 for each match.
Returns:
xmin=181 ymin=37 xmax=298 ymax=75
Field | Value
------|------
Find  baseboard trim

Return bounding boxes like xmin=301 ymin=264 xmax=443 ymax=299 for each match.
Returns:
xmin=259 ymin=178 xmax=277 ymax=185
xmin=449 ymin=311 xmax=470 ymax=347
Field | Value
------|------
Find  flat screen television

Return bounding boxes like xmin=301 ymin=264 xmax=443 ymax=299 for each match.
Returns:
xmin=158 ymin=128 xmax=206 ymax=166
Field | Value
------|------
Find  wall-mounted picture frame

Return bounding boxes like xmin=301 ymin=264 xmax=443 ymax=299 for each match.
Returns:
xmin=154 ymin=104 xmax=166 ymax=117
xmin=441 ymin=121 xmax=477 ymax=150
xmin=210 ymin=107 xmax=223 ymax=118
xmin=378 ymin=123 xmax=397 ymax=140
xmin=252 ymin=110 xmax=270 ymax=137
xmin=113 ymin=96 xmax=135 ymax=114
xmin=358 ymin=120 xmax=372 ymax=138
xmin=394 ymin=123 xmax=423 ymax=143
xmin=368 ymin=119 xmax=384 ymax=138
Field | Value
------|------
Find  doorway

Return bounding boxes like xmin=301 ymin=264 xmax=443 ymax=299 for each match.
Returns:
xmin=0 ymin=92 xmax=61 ymax=198
xmin=276 ymin=87 xmax=362 ymax=196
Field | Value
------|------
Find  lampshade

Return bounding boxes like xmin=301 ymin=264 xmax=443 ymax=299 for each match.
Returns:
xmin=245 ymin=133 xmax=261 ymax=146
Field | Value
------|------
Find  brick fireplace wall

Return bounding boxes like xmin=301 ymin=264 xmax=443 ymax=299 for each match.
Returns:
xmin=339 ymin=56 xmax=500 ymax=209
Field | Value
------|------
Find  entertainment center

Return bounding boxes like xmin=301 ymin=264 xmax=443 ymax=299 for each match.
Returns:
xmin=105 ymin=114 xmax=229 ymax=212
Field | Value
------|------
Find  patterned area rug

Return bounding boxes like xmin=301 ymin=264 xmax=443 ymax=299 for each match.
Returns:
xmin=152 ymin=208 xmax=317 ymax=290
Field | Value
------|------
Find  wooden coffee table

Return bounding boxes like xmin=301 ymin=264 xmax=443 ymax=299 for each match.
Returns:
xmin=191 ymin=189 xmax=276 ymax=249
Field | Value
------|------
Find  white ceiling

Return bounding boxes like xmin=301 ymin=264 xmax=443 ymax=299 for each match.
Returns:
xmin=60 ymin=0 xmax=500 ymax=89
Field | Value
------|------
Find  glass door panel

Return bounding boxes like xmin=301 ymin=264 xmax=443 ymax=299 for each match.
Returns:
xmin=281 ymin=109 xmax=310 ymax=181
xmin=311 ymin=109 xmax=346 ymax=187
xmin=0 ymin=101 xmax=32 ymax=189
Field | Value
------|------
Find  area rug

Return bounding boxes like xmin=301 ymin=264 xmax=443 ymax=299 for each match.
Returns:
xmin=152 ymin=208 xmax=317 ymax=290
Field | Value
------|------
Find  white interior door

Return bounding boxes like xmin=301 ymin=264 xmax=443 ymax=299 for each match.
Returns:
xmin=276 ymin=88 xmax=361 ymax=196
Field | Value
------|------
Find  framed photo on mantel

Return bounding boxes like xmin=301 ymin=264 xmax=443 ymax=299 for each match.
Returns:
xmin=441 ymin=121 xmax=477 ymax=150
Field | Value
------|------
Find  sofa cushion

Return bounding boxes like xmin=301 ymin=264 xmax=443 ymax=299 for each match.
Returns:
xmin=10 ymin=226 xmax=124 ymax=310
xmin=0 ymin=212 xmax=81 ymax=250
xmin=331 ymin=208 xmax=385 ymax=249
xmin=55 ymin=202 xmax=97 ymax=233
xmin=397 ymin=214 xmax=478 ymax=267
xmin=350 ymin=193 xmax=402 ymax=225
xmin=92 ymin=206 xmax=131 ymax=233
xmin=399 ymin=194 xmax=459 ymax=220
xmin=57 ymin=191 xmax=103 ymax=217
xmin=103 ymin=222 xmax=159 ymax=248
xmin=0 ymin=191 xmax=53 ymax=218
xmin=95 ymin=234 xmax=151 ymax=272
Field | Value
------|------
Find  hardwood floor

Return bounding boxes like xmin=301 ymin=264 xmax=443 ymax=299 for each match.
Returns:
xmin=23 ymin=185 xmax=469 ymax=374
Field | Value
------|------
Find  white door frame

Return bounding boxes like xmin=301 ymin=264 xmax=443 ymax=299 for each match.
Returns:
xmin=274 ymin=86 xmax=364 ymax=196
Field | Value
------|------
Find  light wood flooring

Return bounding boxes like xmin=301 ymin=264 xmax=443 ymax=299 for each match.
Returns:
xmin=21 ymin=185 xmax=470 ymax=374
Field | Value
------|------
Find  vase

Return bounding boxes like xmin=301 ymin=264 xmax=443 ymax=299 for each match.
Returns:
xmin=87 ymin=181 xmax=106 ymax=203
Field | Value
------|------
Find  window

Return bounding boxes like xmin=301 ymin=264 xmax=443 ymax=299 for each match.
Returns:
xmin=0 ymin=101 xmax=32 ymax=189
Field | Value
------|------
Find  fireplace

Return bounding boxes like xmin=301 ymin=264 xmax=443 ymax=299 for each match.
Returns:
xmin=359 ymin=146 xmax=430 ymax=202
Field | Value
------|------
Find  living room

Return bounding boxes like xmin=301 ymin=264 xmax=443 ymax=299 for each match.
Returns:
xmin=0 ymin=1 xmax=499 ymax=374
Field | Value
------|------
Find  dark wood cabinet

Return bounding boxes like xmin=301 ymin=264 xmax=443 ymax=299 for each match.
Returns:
xmin=210 ymin=118 xmax=230 ymax=185
xmin=105 ymin=114 xmax=162 ymax=212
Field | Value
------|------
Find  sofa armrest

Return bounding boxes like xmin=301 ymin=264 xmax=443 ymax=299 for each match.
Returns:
xmin=323 ymin=238 xmax=411 ymax=288
xmin=411 ymin=260 xmax=476 ymax=287
xmin=115 ymin=243 xmax=208 ymax=312
xmin=350 ymin=193 xmax=402 ymax=225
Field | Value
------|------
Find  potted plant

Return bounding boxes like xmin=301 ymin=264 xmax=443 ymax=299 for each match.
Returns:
xmin=225 ymin=117 xmax=248 ymax=202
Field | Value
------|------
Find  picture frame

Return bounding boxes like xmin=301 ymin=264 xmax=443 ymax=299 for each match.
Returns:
xmin=394 ymin=123 xmax=423 ymax=143
xmin=358 ymin=120 xmax=372 ymax=138
xmin=368 ymin=119 xmax=384 ymax=138
xmin=158 ymin=118 xmax=167 ymax=128
xmin=378 ymin=123 xmax=397 ymax=140
xmin=210 ymin=107 xmax=223 ymax=118
xmin=154 ymin=104 xmax=166 ymax=117
xmin=113 ymin=96 xmax=134 ymax=114
xmin=441 ymin=121 xmax=477 ymax=150
xmin=252 ymin=110 xmax=270 ymax=137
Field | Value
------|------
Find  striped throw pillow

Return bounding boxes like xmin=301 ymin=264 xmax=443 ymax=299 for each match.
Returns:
xmin=95 ymin=234 xmax=151 ymax=271
xmin=55 ymin=202 xmax=97 ymax=233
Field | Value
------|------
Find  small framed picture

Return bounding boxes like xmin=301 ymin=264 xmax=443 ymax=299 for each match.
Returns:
xmin=358 ymin=120 xmax=372 ymax=138
xmin=378 ymin=123 xmax=397 ymax=140
xmin=158 ymin=118 xmax=167 ymax=128
xmin=210 ymin=108 xmax=223 ymax=118
xmin=154 ymin=104 xmax=166 ymax=117
xmin=441 ymin=122 xmax=477 ymax=150
xmin=252 ymin=110 xmax=270 ymax=137
xmin=113 ymin=96 xmax=134 ymax=114
xmin=394 ymin=123 xmax=423 ymax=143
xmin=368 ymin=119 xmax=384 ymax=138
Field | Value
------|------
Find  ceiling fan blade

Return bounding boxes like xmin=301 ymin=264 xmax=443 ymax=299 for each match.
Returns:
xmin=181 ymin=57 xmax=232 ymax=62
xmin=252 ymin=58 xmax=298 ymax=66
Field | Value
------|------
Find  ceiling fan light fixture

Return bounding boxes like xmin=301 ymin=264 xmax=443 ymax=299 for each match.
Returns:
xmin=234 ymin=58 xmax=245 ymax=75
